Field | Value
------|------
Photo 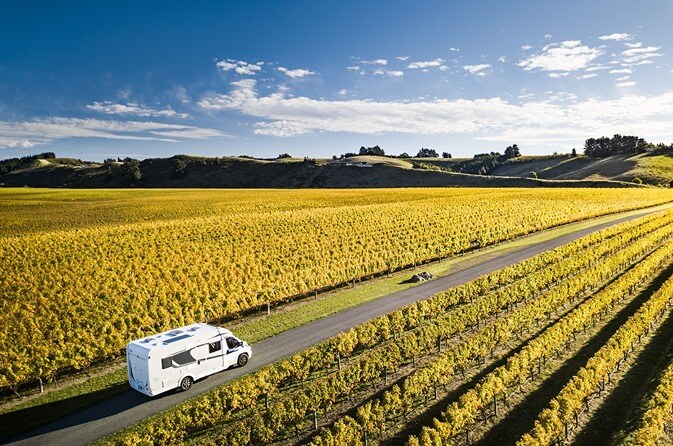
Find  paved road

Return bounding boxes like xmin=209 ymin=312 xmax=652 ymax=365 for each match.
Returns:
xmin=6 ymin=207 xmax=667 ymax=446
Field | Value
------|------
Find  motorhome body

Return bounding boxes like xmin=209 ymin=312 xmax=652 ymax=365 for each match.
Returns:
xmin=126 ymin=323 xmax=252 ymax=396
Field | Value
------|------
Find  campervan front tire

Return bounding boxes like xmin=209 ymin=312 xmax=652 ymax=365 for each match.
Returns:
xmin=237 ymin=353 xmax=249 ymax=367
xmin=180 ymin=376 xmax=193 ymax=391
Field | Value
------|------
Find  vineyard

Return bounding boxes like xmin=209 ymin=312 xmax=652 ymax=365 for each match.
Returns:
xmin=3 ymin=188 xmax=672 ymax=392
xmin=96 ymin=207 xmax=673 ymax=446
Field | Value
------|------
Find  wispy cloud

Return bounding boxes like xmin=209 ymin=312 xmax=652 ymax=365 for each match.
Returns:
xmin=395 ymin=56 xmax=409 ymax=61
xmin=276 ymin=66 xmax=317 ymax=78
xmin=616 ymin=81 xmax=637 ymax=87
xmin=599 ymin=33 xmax=632 ymax=41
xmin=197 ymin=79 xmax=673 ymax=144
xmin=216 ymin=59 xmax=264 ymax=75
xmin=86 ymin=101 xmax=189 ymax=118
xmin=521 ymin=45 xmax=533 ymax=51
xmin=0 ymin=118 xmax=228 ymax=149
xmin=408 ymin=58 xmax=445 ymax=69
xmin=346 ymin=65 xmax=360 ymax=71
xmin=450 ymin=47 xmax=460 ymax=52
xmin=518 ymin=40 xmax=603 ymax=73
xmin=609 ymin=68 xmax=633 ymax=74
xmin=621 ymin=46 xmax=661 ymax=65
xmin=360 ymin=59 xmax=388 ymax=65
xmin=463 ymin=64 xmax=491 ymax=76
xmin=374 ymin=69 xmax=404 ymax=77
xmin=579 ymin=73 xmax=598 ymax=79
xmin=585 ymin=66 xmax=611 ymax=72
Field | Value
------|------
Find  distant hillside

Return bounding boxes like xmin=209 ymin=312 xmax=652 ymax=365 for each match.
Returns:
xmin=490 ymin=153 xmax=673 ymax=185
xmin=0 ymin=154 xmax=659 ymax=188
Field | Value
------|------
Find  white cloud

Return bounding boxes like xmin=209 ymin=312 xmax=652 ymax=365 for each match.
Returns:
xmin=518 ymin=40 xmax=603 ymax=73
xmin=622 ymin=46 xmax=661 ymax=56
xmin=498 ymin=56 xmax=506 ymax=63
xmin=463 ymin=64 xmax=491 ymax=76
xmin=615 ymin=75 xmax=631 ymax=81
xmin=521 ymin=45 xmax=533 ymax=51
xmin=395 ymin=56 xmax=409 ymax=61
xmin=373 ymin=69 xmax=404 ymax=77
xmin=86 ymin=101 xmax=189 ymax=118
xmin=620 ymin=46 xmax=662 ymax=65
xmin=609 ymin=68 xmax=633 ymax=74
xmin=408 ymin=58 xmax=445 ymax=69
xmin=361 ymin=59 xmax=388 ymax=65
xmin=599 ymin=33 xmax=632 ymax=41
xmin=616 ymin=81 xmax=637 ymax=87
xmin=0 ymin=118 xmax=227 ymax=149
xmin=585 ymin=66 xmax=611 ymax=72
xmin=216 ymin=59 xmax=263 ymax=75
xmin=450 ymin=47 xmax=460 ymax=52
xmin=548 ymin=72 xmax=569 ymax=78
xmin=337 ymin=89 xmax=347 ymax=96
xmin=276 ymin=66 xmax=317 ymax=78
xmin=579 ymin=73 xmax=598 ymax=79
xmin=544 ymin=34 xmax=552 ymax=39
xmin=625 ymin=42 xmax=642 ymax=48
xmin=346 ymin=65 xmax=360 ymax=71
xmin=197 ymin=79 xmax=673 ymax=144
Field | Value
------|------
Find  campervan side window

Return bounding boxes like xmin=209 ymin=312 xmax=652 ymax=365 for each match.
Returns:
xmin=161 ymin=357 xmax=172 ymax=369
xmin=209 ymin=341 xmax=221 ymax=353
xmin=226 ymin=337 xmax=238 ymax=349
xmin=172 ymin=350 xmax=196 ymax=366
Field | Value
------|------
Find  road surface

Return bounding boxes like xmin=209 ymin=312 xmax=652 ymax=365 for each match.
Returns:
xmin=6 ymin=207 xmax=668 ymax=446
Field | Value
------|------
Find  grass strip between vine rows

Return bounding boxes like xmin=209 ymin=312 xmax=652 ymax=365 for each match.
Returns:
xmin=518 ymin=268 xmax=673 ymax=445
xmin=407 ymin=235 xmax=673 ymax=445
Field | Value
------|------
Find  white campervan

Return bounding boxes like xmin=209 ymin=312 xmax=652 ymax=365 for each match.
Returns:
xmin=126 ymin=323 xmax=252 ymax=396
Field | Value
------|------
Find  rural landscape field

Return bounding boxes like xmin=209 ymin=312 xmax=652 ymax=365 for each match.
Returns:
xmin=2 ymin=188 xmax=673 ymax=446
xmin=4 ymin=1 xmax=673 ymax=446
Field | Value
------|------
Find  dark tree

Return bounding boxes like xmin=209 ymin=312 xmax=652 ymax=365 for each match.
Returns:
xmin=504 ymin=144 xmax=521 ymax=159
xmin=172 ymin=158 xmax=187 ymax=178
xmin=584 ymin=134 xmax=647 ymax=157
xmin=123 ymin=159 xmax=142 ymax=183
xmin=277 ymin=153 xmax=292 ymax=159
xmin=416 ymin=148 xmax=439 ymax=157
xmin=399 ymin=152 xmax=410 ymax=158
xmin=571 ymin=148 xmax=577 ymax=157
xmin=359 ymin=145 xmax=385 ymax=156
xmin=442 ymin=152 xmax=452 ymax=159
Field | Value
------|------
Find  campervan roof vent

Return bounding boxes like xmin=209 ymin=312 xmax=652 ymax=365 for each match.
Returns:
xmin=167 ymin=330 xmax=183 ymax=336
xmin=188 ymin=327 xmax=199 ymax=332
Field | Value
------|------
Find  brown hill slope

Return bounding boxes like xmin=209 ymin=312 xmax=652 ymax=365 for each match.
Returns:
xmin=491 ymin=153 xmax=673 ymax=185
xmin=0 ymin=154 xmax=649 ymax=188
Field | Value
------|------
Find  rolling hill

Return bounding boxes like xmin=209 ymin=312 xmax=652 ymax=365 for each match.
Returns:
xmin=0 ymin=152 xmax=671 ymax=188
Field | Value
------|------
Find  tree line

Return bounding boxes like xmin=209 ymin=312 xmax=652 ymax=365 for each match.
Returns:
xmin=583 ymin=134 xmax=673 ymax=157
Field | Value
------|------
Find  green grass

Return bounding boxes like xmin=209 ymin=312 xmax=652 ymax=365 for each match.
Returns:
xmin=0 ymin=367 xmax=128 ymax=441
xmin=2 ymin=201 xmax=672 ymax=441
xmin=634 ymin=154 xmax=673 ymax=184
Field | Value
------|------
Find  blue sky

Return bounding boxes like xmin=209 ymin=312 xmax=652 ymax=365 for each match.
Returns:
xmin=1 ymin=0 xmax=672 ymax=160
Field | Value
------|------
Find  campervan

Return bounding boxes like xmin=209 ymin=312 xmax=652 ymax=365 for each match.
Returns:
xmin=126 ymin=323 xmax=252 ymax=396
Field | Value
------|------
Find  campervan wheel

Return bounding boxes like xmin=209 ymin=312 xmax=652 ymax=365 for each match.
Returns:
xmin=237 ymin=353 xmax=249 ymax=367
xmin=180 ymin=376 xmax=193 ymax=391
